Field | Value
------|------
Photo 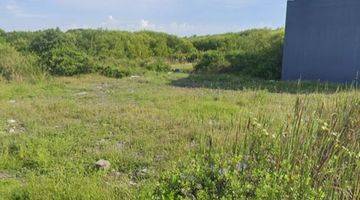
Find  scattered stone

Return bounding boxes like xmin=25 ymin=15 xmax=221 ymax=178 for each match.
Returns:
xmin=76 ymin=92 xmax=88 ymax=96
xmin=129 ymin=180 xmax=137 ymax=186
xmin=5 ymin=119 xmax=25 ymax=134
xmin=94 ymin=159 xmax=111 ymax=170
xmin=140 ymin=168 xmax=148 ymax=174
xmin=236 ymin=162 xmax=248 ymax=172
xmin=7 ymin=119 xmax=17 ymax=124
xmin=190 ymin=139 xmax=197 ymax=148
xmin=8 ymin=100 xmax=16 ymax=104
xmin=8 ymin=128 xmax=16 ymax=134
xmin=134 ymin=168 xmax=149 ymax=179
xmin=115 ymin=141 xmax=126 ymax=150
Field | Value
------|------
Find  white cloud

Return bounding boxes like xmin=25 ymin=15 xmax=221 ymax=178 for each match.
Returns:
xmin=3 ymin=0 xmax=45 ymax=18
xmin=102 ymin=15 xmax=117 ymax=25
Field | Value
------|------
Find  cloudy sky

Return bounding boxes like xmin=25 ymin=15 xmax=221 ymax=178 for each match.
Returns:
xmin=0 ymin=0 xmax=287 ymax=36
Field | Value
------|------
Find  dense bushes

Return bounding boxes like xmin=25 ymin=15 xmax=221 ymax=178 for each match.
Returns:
xmin=0 ymin=29 xmax=5 ymax=44
xmin=193 ymin=29 xmax=284 ymax=79
xmin=47 ymin=47 xmax=91 ymax=76
xmin=195 ymin=51 xmax=230 ymax=73
xmin=143 ymin=59 xmax=171 ymax=72
xmin=0 ymin=28 xmax=285 ymax=80
xmin=0 ymin=42 xmax=43 ymax=81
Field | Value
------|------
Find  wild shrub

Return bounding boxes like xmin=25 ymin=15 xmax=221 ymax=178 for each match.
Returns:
xmin=194 ymin=51 xmax=230 ymax=73
xmin=192 ymin=29 xmax=284 ymax=79
xmin=46 ymin=46 xmax=91 ymax=76
xmin=0 ymin=43 xmax=44 ymax=81
xmin=97 ymin=65 xmax=131 ymax=78
xmin=0 ymin=29 xmax=5 ymax=44
xmin=2 ymin=28 xmax=286 ymax=79
xmin=143 ymin=59 xmax=171 ymax=72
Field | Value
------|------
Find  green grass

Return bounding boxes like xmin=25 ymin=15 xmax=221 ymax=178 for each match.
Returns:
xmin=0 ymin=72 xmax=359 ymax=199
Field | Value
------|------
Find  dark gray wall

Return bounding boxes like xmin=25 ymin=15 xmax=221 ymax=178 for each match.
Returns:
xmin=282 ymin=0 xmax=360 ymax=82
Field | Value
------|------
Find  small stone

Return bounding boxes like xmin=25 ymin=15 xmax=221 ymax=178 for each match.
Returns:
xmin=8 ymin=100 xmax=16 ymax=104
xmin=236 ymin=162 xmax=248 ymax=171
xmin=116 ymin=141 xmax=126 ymax=150
xmin=8 ymin=128 xmax=16 ymax=134
xmin=94 ymin=159 xmax=111 ymax=170
xmin=76 ymin=92 xmax=88 ymax=96
xmin=7 ymin=119 xmax=16 ymax=124
xmin=130 ymin=75 xmax=140 ymax=79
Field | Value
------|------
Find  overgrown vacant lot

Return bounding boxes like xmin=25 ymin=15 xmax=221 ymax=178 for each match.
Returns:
xmin=0 ymin=72 xmax=359 ymax=199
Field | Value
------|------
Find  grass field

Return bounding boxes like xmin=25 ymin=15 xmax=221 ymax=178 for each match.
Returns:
xmin=0 ymin=72 xmax=359 ymax=199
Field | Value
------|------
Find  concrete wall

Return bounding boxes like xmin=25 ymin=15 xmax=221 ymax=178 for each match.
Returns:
xmin=282 ymin=0 xmax=360 ymax=82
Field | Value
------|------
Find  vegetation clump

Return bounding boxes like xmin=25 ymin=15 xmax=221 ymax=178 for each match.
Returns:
xmin=195 ymin=51 xmax=230 ymax=73
xmin=153 ymin=98 xmax=360 ymax=199
xmin=1 ymin=28 xmax=284 ymax=80
xmin=193 ymin=29 xmax=284 ymax=79
xmin=0 ymin=42 xmax=43 ymax=81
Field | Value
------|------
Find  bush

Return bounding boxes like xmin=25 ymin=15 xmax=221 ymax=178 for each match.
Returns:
xmin=0 ymin=43 xmax=44 ymax=81
xmin=47 ymin=47 xmax=91 ymax=76
xmin=97 ymin=65 xmax=131 ymax=78
xmin=143 ymin=59 xmax=171 ymax=72
xmin=194 ymin=51 xmax=230 ymax=73
xmin=0 ymin=29 xmax=5 ymax=44
xmin=29 ymin=28 xmax=73 ymax=56
xmin=192 ymin=29 xmax=284 ymax=80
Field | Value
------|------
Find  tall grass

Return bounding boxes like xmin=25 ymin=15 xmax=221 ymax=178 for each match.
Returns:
xmin=153 ymin=96 xmax=360 ymax=199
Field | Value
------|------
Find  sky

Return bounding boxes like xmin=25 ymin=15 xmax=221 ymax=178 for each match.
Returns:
xmin=0 ymin=0 xmax=287 ymax=36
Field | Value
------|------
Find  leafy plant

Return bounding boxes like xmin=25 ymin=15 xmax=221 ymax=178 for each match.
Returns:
xmin=195 ymin=51 xmax=230 ymax=73
xmin=0 ymin=43 xmax=44 ymax=81
xmin=143 ymin=59 xmax=171 ymax=72
xmin=47 ymin=46 xmax=91 ymax=76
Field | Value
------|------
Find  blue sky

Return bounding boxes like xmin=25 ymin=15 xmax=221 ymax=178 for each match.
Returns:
xmin=0 ymin=0 xmax=287 ymax=36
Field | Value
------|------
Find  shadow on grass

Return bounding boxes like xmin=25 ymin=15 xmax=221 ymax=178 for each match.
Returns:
xmin=171 ymin=74 xmax=358 ymax=94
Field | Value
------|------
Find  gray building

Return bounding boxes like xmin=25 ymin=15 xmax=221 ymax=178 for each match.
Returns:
xmin=282 ymin=0 xmax=360 ymax=82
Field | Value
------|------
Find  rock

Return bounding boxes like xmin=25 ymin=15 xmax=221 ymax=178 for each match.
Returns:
xmin=134 ymin=168 xmax=149 ymax=179
xmin=8 ymin=100 xmax=16 ymax=104
xmin=7 ymin=119 xmax=17 ymax=124
xmin=8 ymin=128 xmax=16 ymax=134
xmin=76 ymin=92 xmax=88 ymax=96
xmin=95 ymin=159 xmax=111 ymax=170
xmin=129 ymin=180 xmax=137 ymax=186
xmin=116 ymin=141 xmax=126 ymax=150
xmin=236 ymin=162 xmax=248 ymax=172
xmin=130 ymin=75 xmax=140 ymax=79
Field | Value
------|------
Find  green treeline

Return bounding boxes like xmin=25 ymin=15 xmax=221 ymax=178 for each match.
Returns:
xmin=0 ymin=28 xmax=284 ymax=81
